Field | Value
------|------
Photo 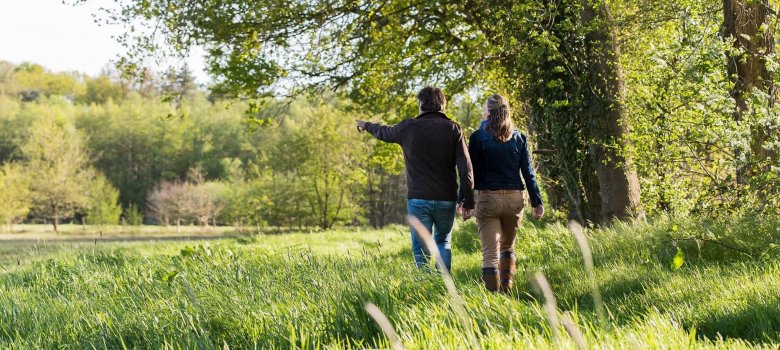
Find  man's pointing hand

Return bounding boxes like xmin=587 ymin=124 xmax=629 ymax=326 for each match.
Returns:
xmin=355 ymin=120 xmax=368 ymax=132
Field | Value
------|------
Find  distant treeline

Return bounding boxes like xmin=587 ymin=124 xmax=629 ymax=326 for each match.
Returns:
xmin=0 ymin=61 xmax=412 ymax=230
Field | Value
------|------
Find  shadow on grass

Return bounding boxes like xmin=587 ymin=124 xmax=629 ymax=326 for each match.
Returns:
xmin=691 ymin=297 xmax=780 ymax=345
xmin=564 ymin=271 xmax=660 ymax=317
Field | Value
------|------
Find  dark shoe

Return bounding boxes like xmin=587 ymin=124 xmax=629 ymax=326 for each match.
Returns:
xmin=482 ymin=267 xmax=499 ymax=292
xmin=499 ymin=251 xmax=516 ymax=293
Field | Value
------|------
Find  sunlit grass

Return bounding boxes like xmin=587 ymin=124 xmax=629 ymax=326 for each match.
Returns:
xmin=1 ymin=217 xmax=778 ymax=348
xmin=0 ymin=223 xmax=242 ymax=236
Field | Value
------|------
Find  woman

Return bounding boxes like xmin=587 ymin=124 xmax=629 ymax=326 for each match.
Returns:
xmin=465 ymin=94 xmax=544 ymax=293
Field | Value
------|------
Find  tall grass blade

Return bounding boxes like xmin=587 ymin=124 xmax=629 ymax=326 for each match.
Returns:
xmin=364 ymin=303 xmax=404 ymax=350
xmin=561 ymin=312 xmax=588 ymax=350
xmin=567 ymin=220 xmax=607 ymax=324
xmin=529 ymin=272 xmax=561 ymax=340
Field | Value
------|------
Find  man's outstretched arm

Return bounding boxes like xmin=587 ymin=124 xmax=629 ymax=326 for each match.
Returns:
xmin=356 ymin=120 xmax=406 ymax=144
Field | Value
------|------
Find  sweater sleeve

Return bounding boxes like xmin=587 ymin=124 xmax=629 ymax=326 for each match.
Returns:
xmin=455 ymin=126 xmax=475 ymax=209
xmin=364 ymin=120 xmax=406 ymax=144
xmin=459 ymin=131 xmax=480 ymax=205
xmin=518 ymin=133 xmax=544 ymax=207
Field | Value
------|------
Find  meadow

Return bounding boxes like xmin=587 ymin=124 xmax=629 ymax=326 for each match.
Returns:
xmin=1 ymin=216 xmax=779 ymax=349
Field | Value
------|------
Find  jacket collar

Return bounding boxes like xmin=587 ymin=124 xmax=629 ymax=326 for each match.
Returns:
xmin=415 ymin=111 xmax=451 ymax=120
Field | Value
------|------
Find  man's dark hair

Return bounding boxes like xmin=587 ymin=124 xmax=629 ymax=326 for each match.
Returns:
xmin=416 ymin=86 xmax=447 ymax=112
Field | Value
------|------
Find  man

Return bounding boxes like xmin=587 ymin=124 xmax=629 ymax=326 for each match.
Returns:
xmin=356 ymin=86 xmax=474 ymax=272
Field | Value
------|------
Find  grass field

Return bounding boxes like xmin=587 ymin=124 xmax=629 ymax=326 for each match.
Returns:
xmin=1 ymin=216 xmax=779 ymax=349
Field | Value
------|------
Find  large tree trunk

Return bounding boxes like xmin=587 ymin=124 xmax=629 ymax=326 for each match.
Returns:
xmin=722 ymin=0 xmax=776 ymax=182
xmin=581 ymin=1 xmax=643 ymax=221
xmin=581 ymin=153 xmax=606 ymax=222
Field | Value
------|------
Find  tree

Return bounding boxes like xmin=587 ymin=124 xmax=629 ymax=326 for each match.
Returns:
xmin=147 ymin=180 xmax=188 ymax=228
xmin=147 ymin=168 xmax=228 ymax=228
xmin=581 ymin=1 xmax=643 ymax=220
xmin=161 ymin=64 xmax=198 ymax=108
xmin=0 ymin=163 xmax=31 ymax=231
xmin=0 ymin=96 xmax=27 ymax=163
xmin=218 ymin=177 xmax=272 ymax=230
xmin=0 ymin=61 xmax=15 ymax=97
xmin=23 ymin=115 xmax=91 ymax=232
xmin=123 ymin=203 xmax=144 ymax=226
xmin=267 ymin=98 xmax=366 ymax=229
xmin=617 ymin=0 xmax=739 ymax=215
xmin=179 ymin=167 xmax=226 ymax=227
xmin=13 ymin=63 xmax=83 ymax=101
xmin=363 ymin=141 xmax=407 ymax=228
xmin=81 ymin=75 xmax=123 ymax=104
xmin=85 ymin=173 xmax=123 ymax=225
xmin=76 ymin=94 xmax=251 ymax=211
xmin=722 ymin=0 xmax=777 ymax=182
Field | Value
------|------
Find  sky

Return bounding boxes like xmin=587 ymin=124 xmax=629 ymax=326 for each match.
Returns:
xmin=0 ymin=0 xmax=209 ymax=83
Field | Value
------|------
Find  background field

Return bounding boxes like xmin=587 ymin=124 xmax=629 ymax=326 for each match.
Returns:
xmin=2 ymin=216 xmax=779 ymax=349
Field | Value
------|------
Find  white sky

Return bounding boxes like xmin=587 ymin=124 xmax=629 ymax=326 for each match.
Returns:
xmin=0 ymin=0 xmax=209 ymax=83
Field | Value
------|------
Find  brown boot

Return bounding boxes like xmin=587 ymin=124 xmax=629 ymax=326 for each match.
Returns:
xmin=499 ymin=251 xmax=516 ymax=293
xmin=481 ymin=267 xmax=499 ymax=292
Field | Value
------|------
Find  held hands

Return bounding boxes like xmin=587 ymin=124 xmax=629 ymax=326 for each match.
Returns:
xmin=457 ymin=203 xmax=475 ymax=221
xmin=533 ymin=204 xmax=544 ymax=220
xmin=355 ymin=120 xmax=368 ymax=132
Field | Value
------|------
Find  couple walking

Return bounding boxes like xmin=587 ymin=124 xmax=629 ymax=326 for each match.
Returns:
xmin=356 ymin=87 xmax=544 ymax=293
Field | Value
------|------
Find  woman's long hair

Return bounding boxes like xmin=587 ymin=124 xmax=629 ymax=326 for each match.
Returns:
xmin=485 ymin=94 xmax=514 ymax=143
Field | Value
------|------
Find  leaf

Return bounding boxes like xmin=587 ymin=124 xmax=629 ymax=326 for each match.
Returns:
xmin=180 ymin=246 xmax=196 ymax=257
xmin=161 ymin=270 xmax=178 ymax=283
xmin=672 ymin=224 xmax=678 ymax=232
xmin=671 ymin=248 xmax=685 ymax=271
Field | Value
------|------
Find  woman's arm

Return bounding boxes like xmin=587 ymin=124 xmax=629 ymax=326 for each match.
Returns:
xmin=518 ymin=133 xmax=544 ymax=209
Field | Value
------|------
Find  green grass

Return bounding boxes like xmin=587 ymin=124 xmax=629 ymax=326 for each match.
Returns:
xmin=1 ymin=216 xmax=779 ymax=349
xmin=0 ymin=223 xmax=240 ymax=236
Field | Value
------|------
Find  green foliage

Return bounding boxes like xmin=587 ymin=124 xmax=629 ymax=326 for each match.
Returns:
xmin=622 ymin=1 xmax=734 ymax=215
xmin=618 ymin=0 xmax=780 ymax=216
xmin=12 ymin=62 xmax=84 ymax=100
xmin=0 ymin=96 xmax=34 ymax=162
xmin=123 ymin=203 xmax=143 ymax=226
xmin=80 ymin=75 xmax=123 ymax=104
xmin=0 ymin=163 xmax=31 ymax=227
xmin=7 ymin=0 xmax=780 ymax=223
xmin=75 ymin=94 xmax=253 ymax=210
xmin=22 ymin=109 xmax=91 ymax=231
xmin=85 ymin=174 xmax=123 ymax=225
xmin=671 ymin=248 xmax=685 ymax=271
xmin=217 ymin=178 xmax=270 ymax=228
xmin=261 ymin=96 xmax=367 ymax=229
xmin=1 ymin=71 xmax=406 ymax=227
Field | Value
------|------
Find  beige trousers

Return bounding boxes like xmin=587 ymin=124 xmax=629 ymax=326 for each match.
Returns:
xmin=475 ymin=190 xmax=525 ymax=268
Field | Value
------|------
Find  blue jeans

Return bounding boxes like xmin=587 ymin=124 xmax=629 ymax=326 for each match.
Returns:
xmin=407 ymin=199 xmax=457 ymax=272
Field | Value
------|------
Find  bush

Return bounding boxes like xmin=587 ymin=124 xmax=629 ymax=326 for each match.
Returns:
xmin=123 ymin=204 xmax=143 ymax=226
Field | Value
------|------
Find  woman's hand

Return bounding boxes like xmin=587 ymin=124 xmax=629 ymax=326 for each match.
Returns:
xmin=533 ymin=205 xmax=544 ymax=220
